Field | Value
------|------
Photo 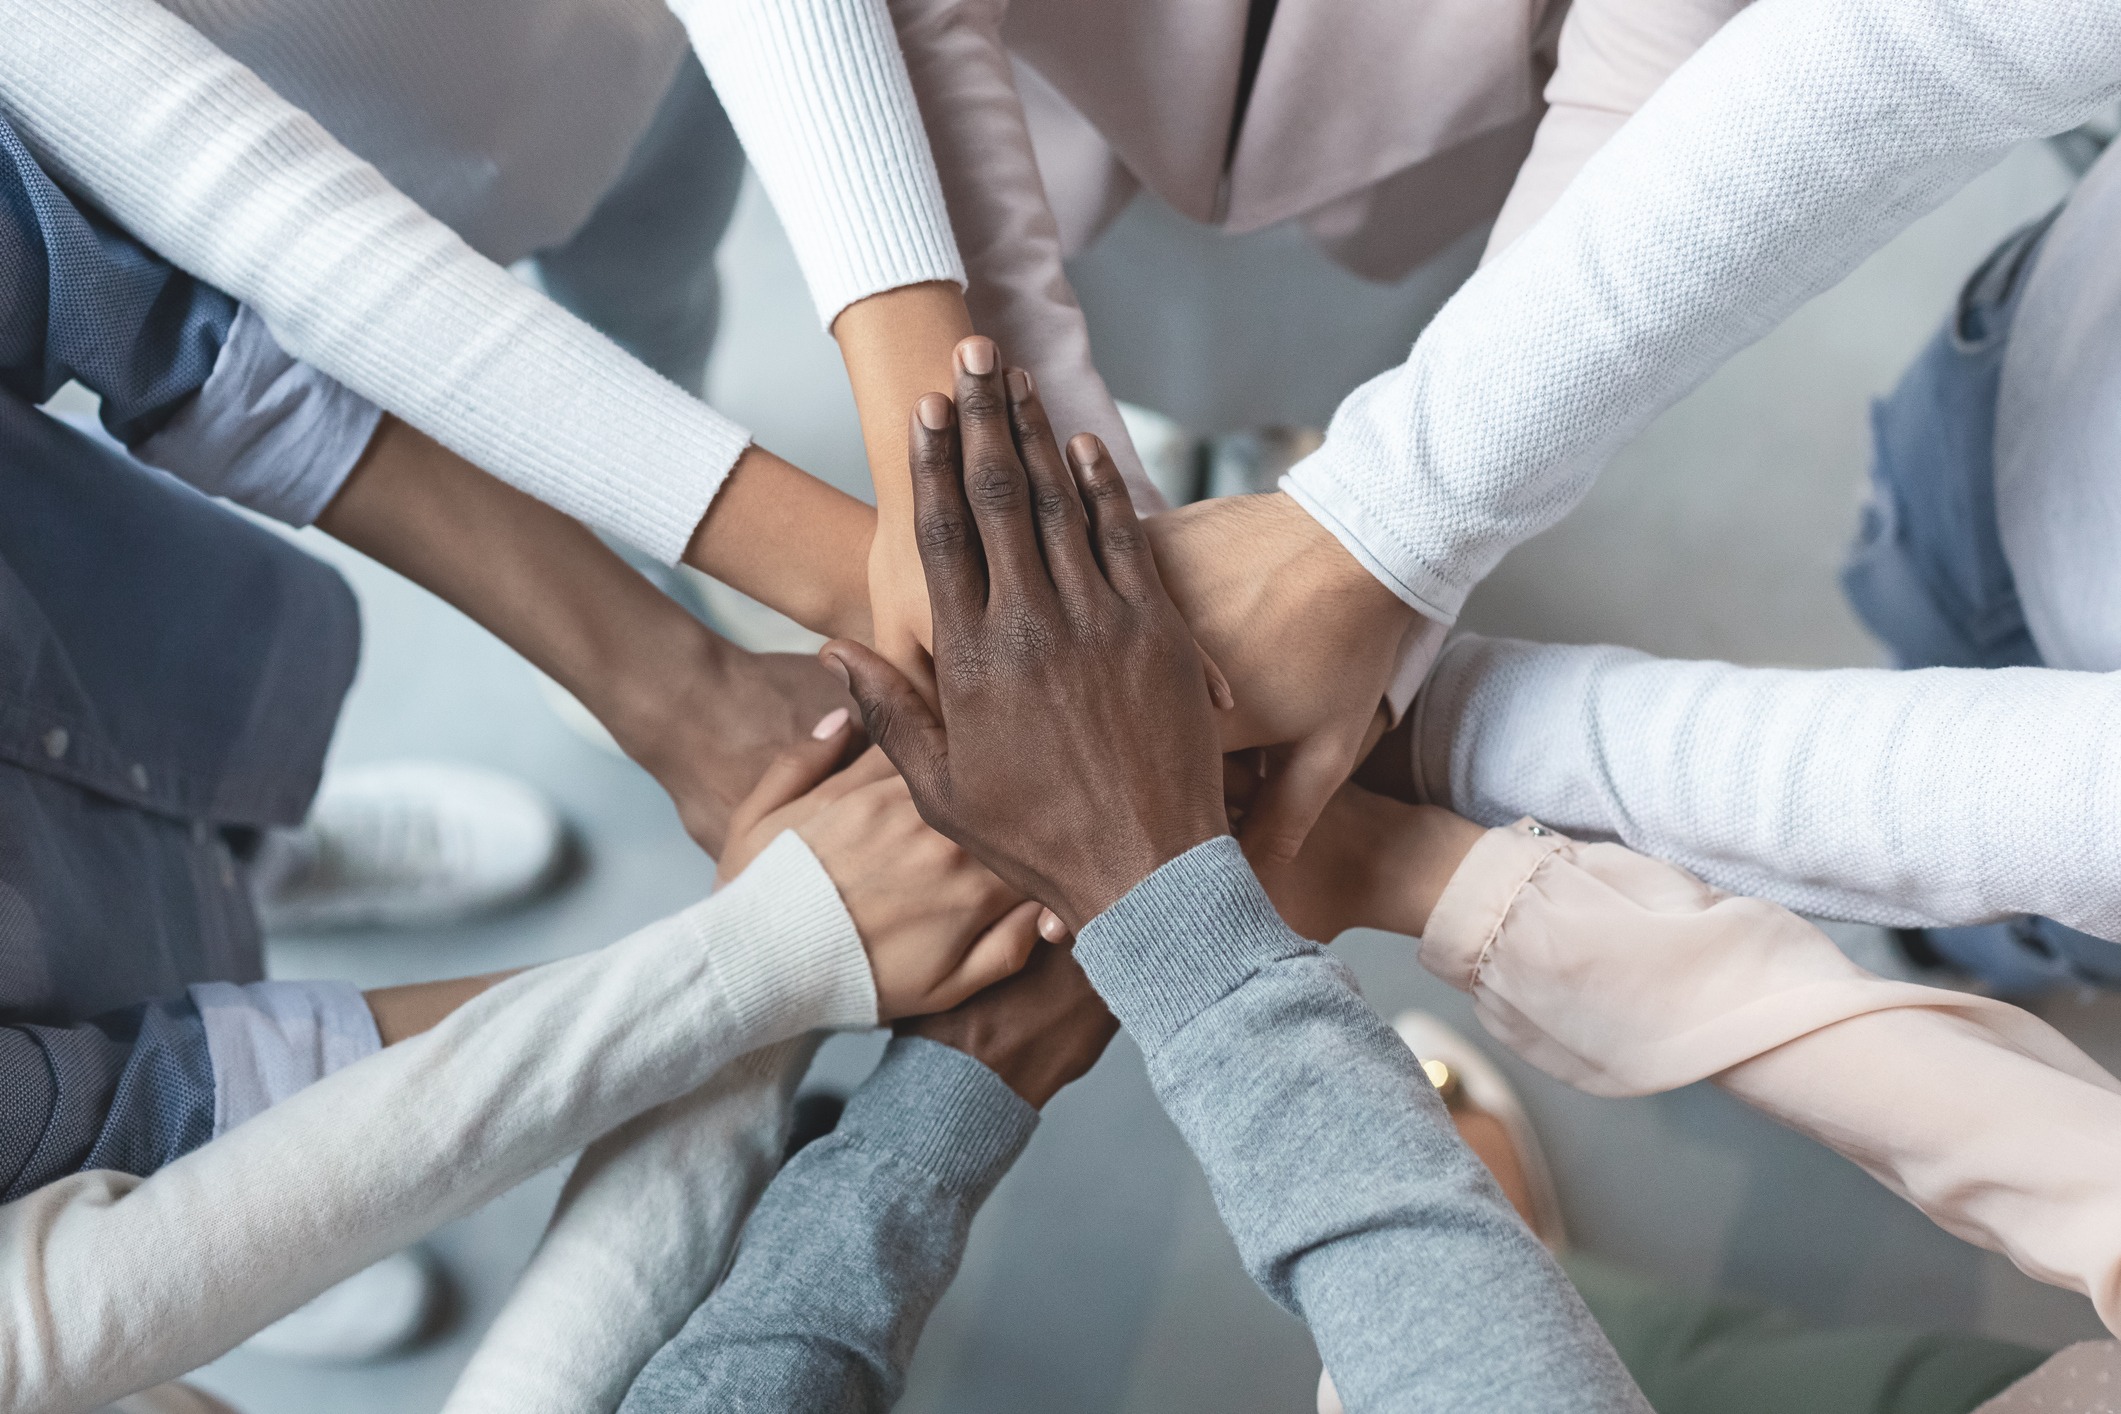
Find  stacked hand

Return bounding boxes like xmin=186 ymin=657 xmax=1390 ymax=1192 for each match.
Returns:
xmin=821 ymin=347 xmax=1229 ymax=935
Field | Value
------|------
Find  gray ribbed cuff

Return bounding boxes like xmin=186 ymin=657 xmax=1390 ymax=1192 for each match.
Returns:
xmin=1075 ymin=836 xmax=1312 ymax=1054
xmin=838 ymin=1036 xmax=1036 ymax=1193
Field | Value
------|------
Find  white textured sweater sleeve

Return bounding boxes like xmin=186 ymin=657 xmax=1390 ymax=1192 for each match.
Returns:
xmin=1284 ymin=0 xmax=2121 ymax=622
xmin=443 ymin=1037 xmax=821 ymax=1414
xmin=0 ymin=0 xmax=748 ymax=564
xmin=675 ymin=0 xmax=965 ymax=330
xmin=1412 ymin=635 xmax=2121 ymax=940
xmin=0 ymin=831 xmax=874 ymax=1414
xmin=884 ymin=0 xmax=1157 ymax=506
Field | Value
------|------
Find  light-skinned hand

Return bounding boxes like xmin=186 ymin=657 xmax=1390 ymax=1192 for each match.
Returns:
xmin=720 ymin=713 xmax=1042 ymax=1020
xmin=821 ymin=345 xmax=1229 ymax=935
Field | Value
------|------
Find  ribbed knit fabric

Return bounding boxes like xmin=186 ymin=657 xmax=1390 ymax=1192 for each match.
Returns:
xmin=0 ymin=831 xmax=876 ymax=1414
xmin=444 ymin=1037 xmax=822 ymax=1414
xmin=679 ymin=0 xmax=965 ymax=329
xmin=1414 ymin=635 xmax=2121 ymax=940
xmin=1285 ymin=0 xmax=2121 ymax=622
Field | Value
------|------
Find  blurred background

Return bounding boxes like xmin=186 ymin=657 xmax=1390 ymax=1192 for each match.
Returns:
xmin=180 ymin=134 xmax=2116 ymax=1412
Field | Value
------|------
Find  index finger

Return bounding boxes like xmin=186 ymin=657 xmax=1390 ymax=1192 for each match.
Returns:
xmin=909 ymin=393 xmax=987 ymax=636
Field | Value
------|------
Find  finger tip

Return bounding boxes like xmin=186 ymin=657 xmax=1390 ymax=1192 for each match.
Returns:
xmin=956 ymin=335 xmax=997 ymax=376
xmin=809 ymin=706 xmax=850 ymax=740
xmin=1067 ymin=433 xmax=1105 ymax=468
xmin=915 ymin=392 xmax=954 ymax=432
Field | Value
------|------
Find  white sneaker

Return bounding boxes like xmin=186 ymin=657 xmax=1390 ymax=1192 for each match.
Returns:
xmin=240 ymin=1249 xmax=437 ymax=1363
xmin=254 ymin=761 xmax=566 ymax=933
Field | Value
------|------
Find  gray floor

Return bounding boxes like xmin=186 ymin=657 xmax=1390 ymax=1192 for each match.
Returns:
xmin=192 ymin=139 xmax=2117 ymax=1413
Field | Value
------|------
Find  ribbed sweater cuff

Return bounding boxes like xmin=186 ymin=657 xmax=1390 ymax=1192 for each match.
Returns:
xmin=1281 ymin=462 xmax=1462 ymax=626
xmin=693 ymin=830 xmax=878 ymax=1037
xmin=1076 ymin=837 xmax=1312 ymax=1055
xmin=677 ymin=0 xmax=965 ymax=330
xmin=838 ymin=1036 xmax=1036 ymax=1192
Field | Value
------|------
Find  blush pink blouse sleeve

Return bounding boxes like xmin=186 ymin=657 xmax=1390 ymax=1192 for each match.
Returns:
xmin=1421 ymin=819 xmax=2121 ymax=1335
xmin=1485 ymin=0 xmax=1752 ymax=259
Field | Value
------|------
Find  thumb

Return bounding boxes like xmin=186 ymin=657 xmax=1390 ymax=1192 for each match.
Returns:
xmin=820 ymin=639 xmax=949 ymax=801
xmin=720 ymin=708 xmax=858 ymax=869
xmin=1238 ymin=732 xmax=1355 ymax=866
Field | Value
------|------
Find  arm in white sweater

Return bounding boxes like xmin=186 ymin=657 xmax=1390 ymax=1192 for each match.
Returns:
xmin=1286 ymin=0 xmax=2121 ymax=622
xmin=0 ymin=832 xmax=875 ymax=1414
xmin=1412 ymin=635 xmax=2121 ymax=940
xmin=0 ymin=0 xmax=961 ymax=564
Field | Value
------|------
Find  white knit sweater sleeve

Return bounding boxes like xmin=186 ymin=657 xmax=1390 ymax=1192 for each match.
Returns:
xmin=1412 ymin=636 xmax=2121 ymax=940
xmin=441 ymin=1036 xmax=822 ymax=1414
xmin=0 ymin=831 xmax=874 ymax=1414
xmin=0 ymin=0 xmax=747 ymax=564
xmin=1283 ymin=0 xmax=2121 ymax=622
xmin=675 ymin=0 xmax=966 ymax=329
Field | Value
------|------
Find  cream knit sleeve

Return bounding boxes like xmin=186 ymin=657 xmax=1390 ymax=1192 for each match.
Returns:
xmin=1285 ymin=0 xmax=2121 ymax=622
xmin=676 ymin=0 xmax=966 ymax=330
xmin=1422 ymin=820 xmax=2121 ymax=1334
xmin=0 ymin=831 xmax=874 ymax=1414
xmin=0 ymin=0 xmax=747 ymax=564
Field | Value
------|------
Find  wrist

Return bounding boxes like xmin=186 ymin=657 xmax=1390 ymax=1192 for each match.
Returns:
xmin=1055 ymin=818 xmax=1231 ymax=936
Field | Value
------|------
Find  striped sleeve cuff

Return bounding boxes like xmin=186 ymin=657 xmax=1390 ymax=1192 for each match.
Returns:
xmin=190 ymin=980 xmax=383 ymax=1137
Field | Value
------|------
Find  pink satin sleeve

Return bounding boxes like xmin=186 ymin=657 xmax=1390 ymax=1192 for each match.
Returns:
xmin=1485 ymin=0 xmax=1752 ymax=259
xmin=886 ymin=0 xmax=1160 ymax=507
xmin=1421 ymin=820 xmax=2121 ymax=1334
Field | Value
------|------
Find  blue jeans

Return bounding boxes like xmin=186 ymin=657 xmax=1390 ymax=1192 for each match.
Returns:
xmin=1844 ymin=210 xmax=2121 ymax=990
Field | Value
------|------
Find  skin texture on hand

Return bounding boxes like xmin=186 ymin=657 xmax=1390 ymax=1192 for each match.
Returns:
xmin=316 ymin=416 xmax=851 ymax=857
xmin=719 ymin=713 xmax=1041 ymax=1021
xmin=1146 ymin=491 xmax=1419 ymax=865
xmin=899 ymin=939 xmax=1117 ymax=1109
xmin=823 ymin=338 xmax=1230 ymax=935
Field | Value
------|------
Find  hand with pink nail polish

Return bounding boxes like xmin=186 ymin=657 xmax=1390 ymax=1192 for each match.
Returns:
xmin=719 ymin=713 xmax=1044 ymax=1020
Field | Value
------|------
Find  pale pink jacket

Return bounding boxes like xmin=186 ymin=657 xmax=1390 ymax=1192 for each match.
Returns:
xmin=1424 ymin=819 xmax=2121 ymax=1336
xmin=888 ymin=0 xmax=1749 ymax=493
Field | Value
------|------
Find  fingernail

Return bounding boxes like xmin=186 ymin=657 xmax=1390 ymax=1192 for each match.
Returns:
xmin=916 ymin=393 xmax=953 ymax=431
xmin=1037 ymin=908 xmax=1068 ymax=942
xmin=958 ymin=336 xmax=996 ymax=375
xmin=810 ymin=707 xmax=850 ymax=740
xmin=1067 ymin=433 xmax=1103 ymax=468
xmin=819 ymin=650 xmax=851 ymax=689
xmin=1006 ymin=367 xmax=1032 ymax=400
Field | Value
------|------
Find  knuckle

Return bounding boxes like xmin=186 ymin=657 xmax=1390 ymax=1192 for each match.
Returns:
xmin=957 ymin=380 xmax=1005 ymax=422
xmin=1099 ymin=519 xmax=1147 ymax=557
xmin=1032 ymin=484 xmax=1076 ymax=524
xmin=915 ymin=507 xmax=975 ymax=556
xmin=965 ymin=457 xmax=1026 ymax=508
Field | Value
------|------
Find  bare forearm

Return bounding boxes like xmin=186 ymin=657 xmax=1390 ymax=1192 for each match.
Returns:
xmin=683 ymin=445 xmax=875 ymax=642
xmin=832 ymin=280 xmax=976 ymax=524
xmin=365 ymin=970 xmax=521 ymax=1046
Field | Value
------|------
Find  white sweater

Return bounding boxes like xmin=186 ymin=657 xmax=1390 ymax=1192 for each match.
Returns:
xmin=1416 ymin=636 xmax=2121 ymax=941
xmin=1285 ymin=0 xmax=2121 ymax=624
xmin=0 ymin=0 xmax=961 ymax=563
xmin=0 ymin=831 xmax=875 ymax=1414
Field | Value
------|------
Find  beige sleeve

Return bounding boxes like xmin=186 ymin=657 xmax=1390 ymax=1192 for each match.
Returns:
xmin=1485 ymin=0 xmax=1752 ymax=259
xmin=1421 ymin=819 xmax=2121 ymax=1334
xmin=887 ymin=0 xmax=1160 ymax=506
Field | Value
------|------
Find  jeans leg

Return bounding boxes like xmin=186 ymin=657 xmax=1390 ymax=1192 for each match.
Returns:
xmin=531 ymin=54 xmax=748 ymax=394
xmin=1563 ymin=1253 xmax=2046 ymax=1414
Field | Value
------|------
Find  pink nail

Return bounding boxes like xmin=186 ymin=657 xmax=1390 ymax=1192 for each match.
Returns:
xmin=958 ymin=337 xmax=996 ymax=376
xmin=1006 ymin=367 xmax=1033 ymax=400
xmin=811 ymin=707 xmax=850 ymax=739
xmin=916 ymin=394 xmax=953 ymax=431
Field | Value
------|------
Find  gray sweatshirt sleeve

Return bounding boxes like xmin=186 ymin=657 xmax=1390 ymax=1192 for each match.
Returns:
xmin=620 ymin=1035 xmax=1037 ymax=1413
xmin=1074 ymin=836 xmax=1648 ymax=1414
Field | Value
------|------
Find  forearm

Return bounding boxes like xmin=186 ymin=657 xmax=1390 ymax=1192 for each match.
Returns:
xmin=1413 ymin=635 xmax=2121 ymax=938
xmin=683 ymin=446 xmax=873 ymax=641
xmin=1074 ymin=838 xmax=1643 ymax=1413
xmin=622 ymin=1036 xmax=1035 ymax=1414
xmin=833 ymin=281 xmax=977 ymax=533
xmin=2 ymin=0 xmax=751 ymax=564
xmin=1286 ymin=0 xmax=2121 ymax=621
xmin=887 ymin=0 xmax=1155 ymax=502
xmin=445 ymin=1038 xmax=819 ymax=1414
xmin=1418 ymin=821 xmax=2121 ymax=1333
xmin=363 ymin=970 xmax=520 ymax=1047
xmin=0 ymin=834 xmax=876 ymax=1414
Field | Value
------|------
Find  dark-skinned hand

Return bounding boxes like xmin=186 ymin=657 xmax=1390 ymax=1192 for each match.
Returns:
xmin=821 ymin=338 xmax=1229 ymax=935
xmin=899 ymin=939 xmax=1117 ymax=1108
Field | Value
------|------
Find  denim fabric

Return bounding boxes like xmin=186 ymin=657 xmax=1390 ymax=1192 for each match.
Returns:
xmin=0 ymin=995 xmax=216 ymax=1199
xmin=532 ymin=54 xmax=747 ymax=395
xmin=1842 ymin=212 xmax=2056 ymax=671
xmin=1845 ymin=210 xmax=2121 ymax=991
xmin=0 ymin=112 xmax=235 ymax=443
